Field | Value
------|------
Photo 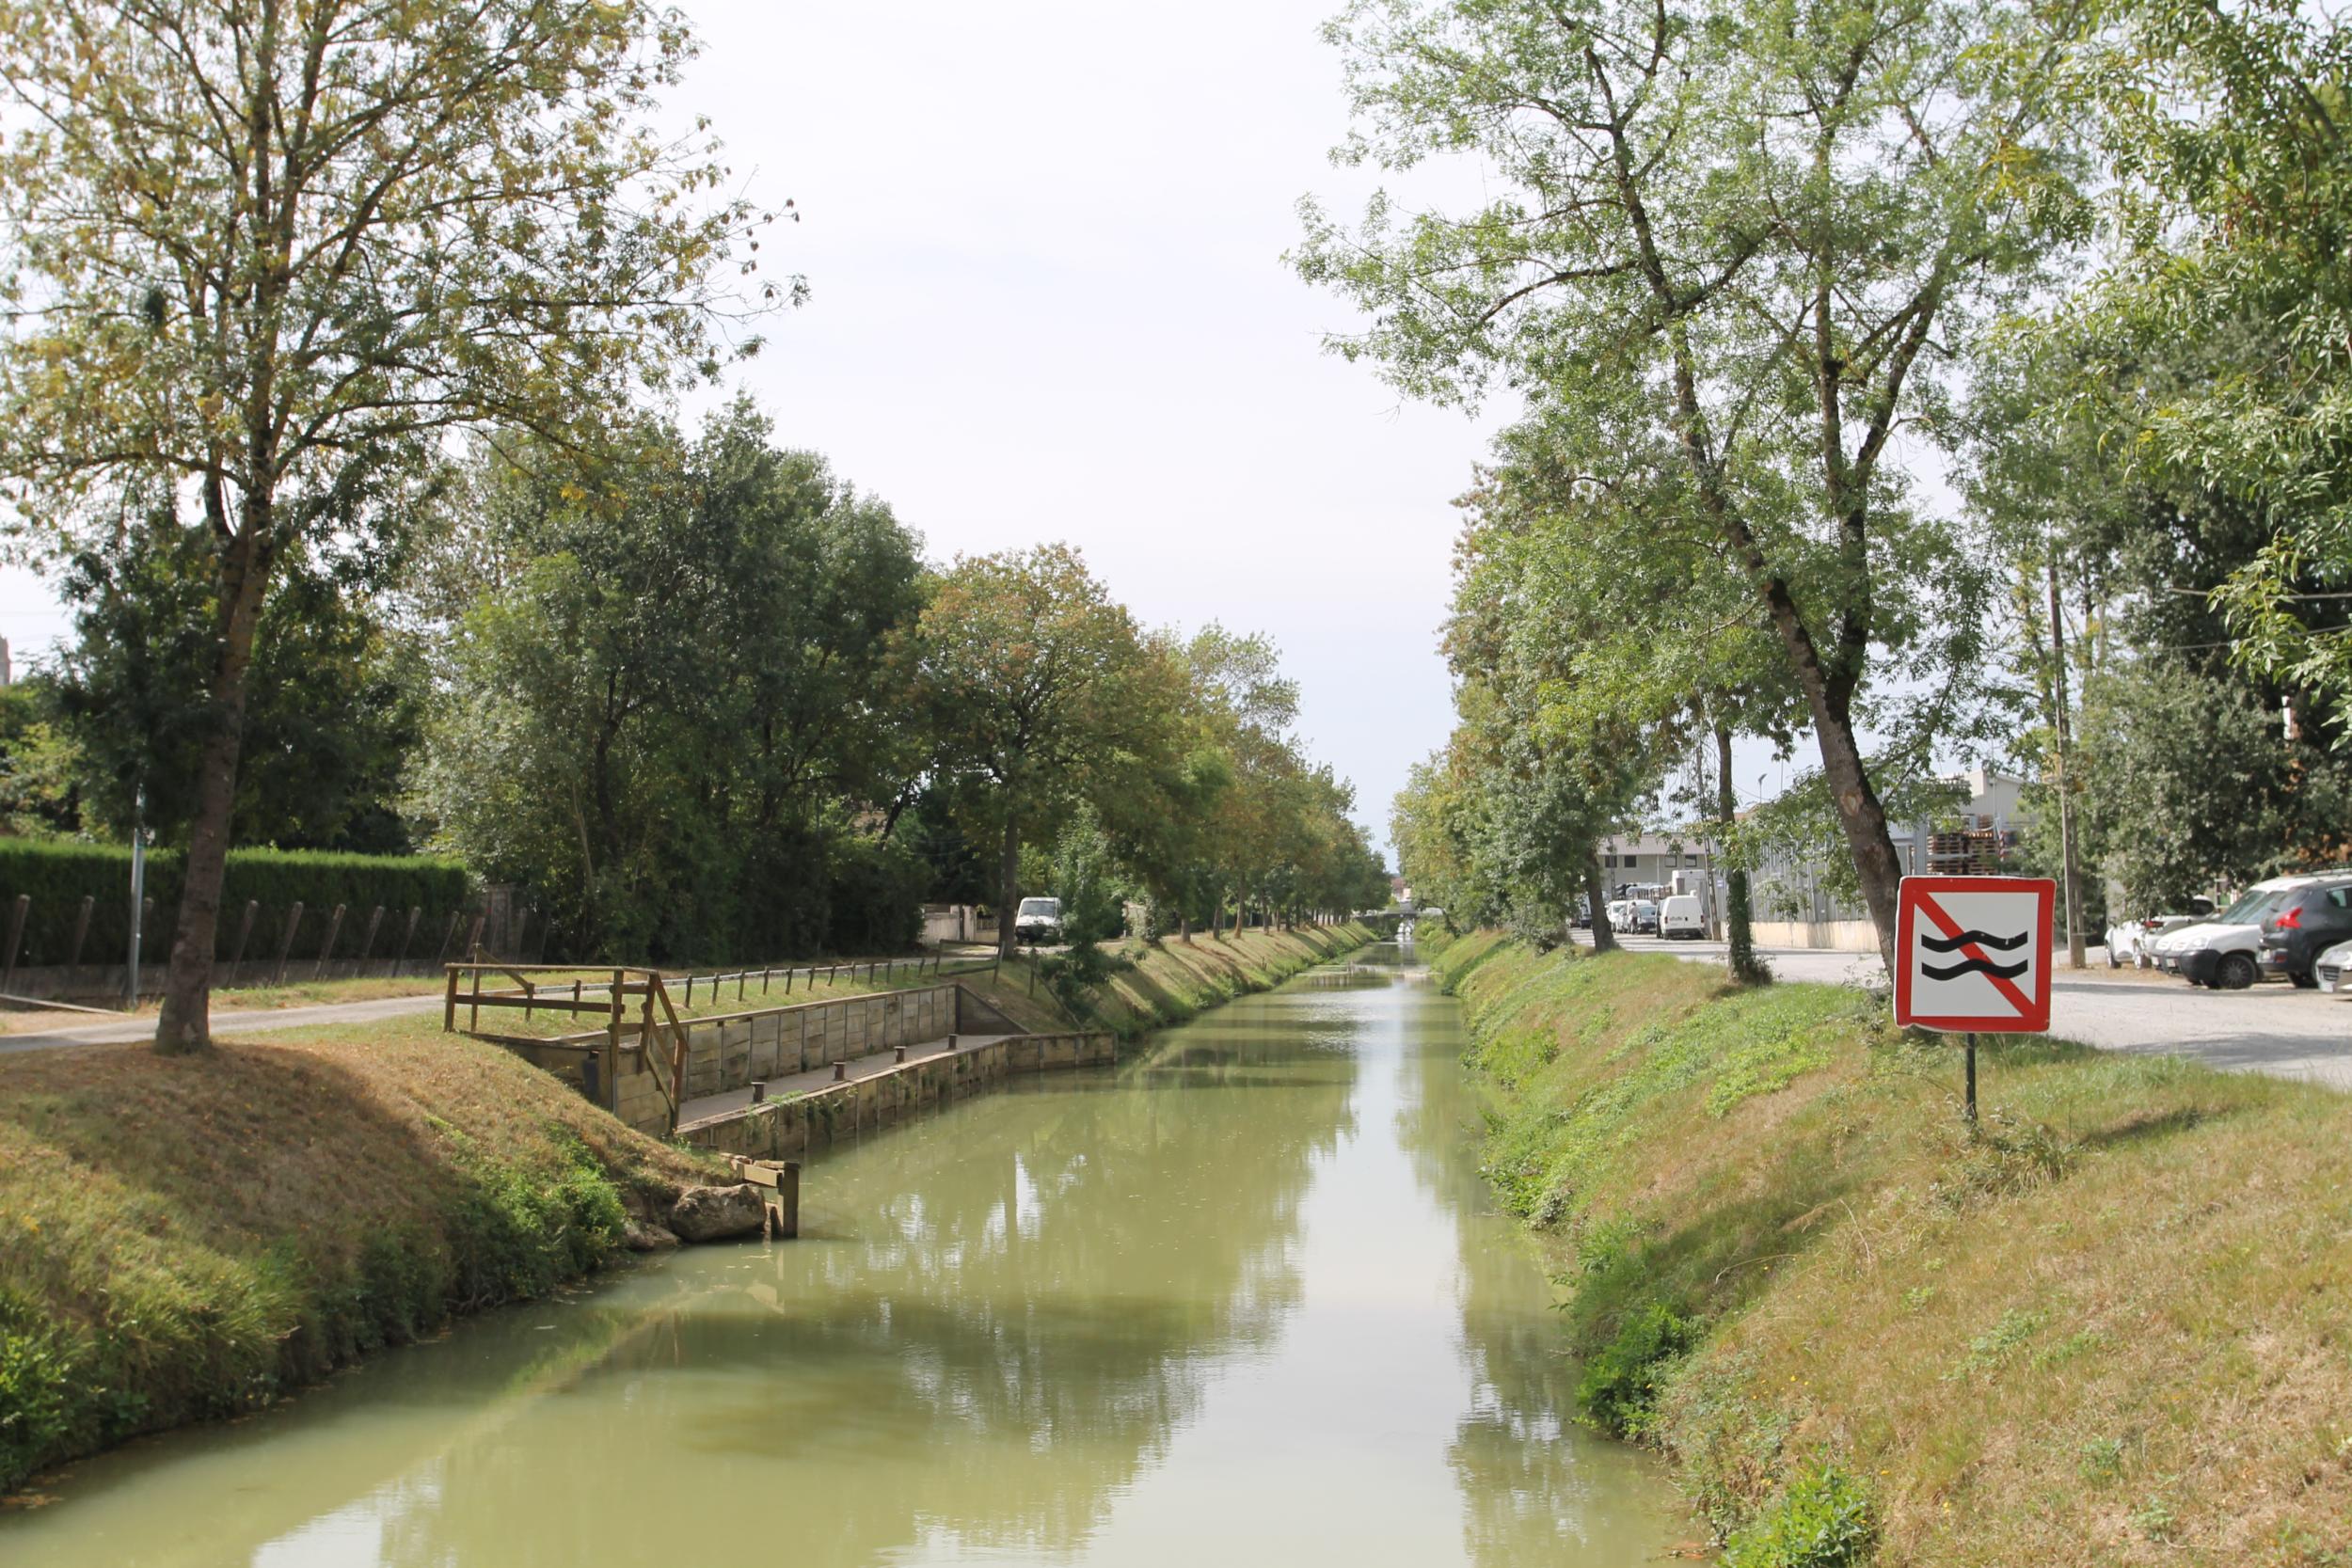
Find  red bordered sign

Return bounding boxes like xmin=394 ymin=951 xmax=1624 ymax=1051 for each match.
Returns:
xmin=1893 ymin=876 xmax=2055 ymax=1034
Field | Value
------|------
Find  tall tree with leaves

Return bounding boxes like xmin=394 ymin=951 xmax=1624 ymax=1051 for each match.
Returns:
xmin=1295 ymin=0 xmax=2072 ymax=965
xmin=0 ymin=0 xmax=780 ymax=1052
xmin=906 ymin=545 xmax=1187 ymax=959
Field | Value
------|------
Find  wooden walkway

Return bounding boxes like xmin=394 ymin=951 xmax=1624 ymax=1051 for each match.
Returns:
xmin=676 ymin=1032 xmax=1016 ymax=1125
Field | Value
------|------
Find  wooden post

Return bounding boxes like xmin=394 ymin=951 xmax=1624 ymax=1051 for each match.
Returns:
xmin=684 ymin=973 xmax=694 ymax=1006
xmin=274 ymin=902 xmax=305 ymax=985
xmin=776 ymin=1161 xmax=801 ymax=1239
xmin=355 ymin=905 xmax=386 ymax=979
xmin=784 ymin=966 xmax=794 ymax=994
xmin=469 ymin=962 xmax=485 ymax=1033
xmin=667 ymin=993 xmax=690 ymax=1135
xmin=464 ymin=911 xmax=485 ymax=958
xmin=230 ymin=900 xmax=261 ymax=985
xmin=639 ymin=987 xmax=659 ymax=1114
xmin=0 ymin=894 xmax=26 ymax=994
xmin=312 ymin=904 xmax=347 ymax=981
xmin=68 ymin=894 xmax=94 ymax=990
xmin=397 ymin=906 xmax=421 ymax=976
xmin=606 ymin=970 xmax=626 ymax=1115
xmin=434 ymin=910 xmax=461 ymax=966
xmin=739 ymin=968 xmax=747 ymax=1001
xmin=763 ymin=966 xmax=772 ymax=994
xmin=443 ymin=965 xmax=461 ymax=1031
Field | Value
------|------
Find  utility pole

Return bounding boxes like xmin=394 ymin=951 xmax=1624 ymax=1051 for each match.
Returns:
xmin=2047 ymin=551 xmax=2087 ymax=969
xmin=126 ymin=784 xmax=147 ymax=1007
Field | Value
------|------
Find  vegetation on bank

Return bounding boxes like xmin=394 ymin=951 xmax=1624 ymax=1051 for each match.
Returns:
xmin=0 ymin=1024 xmax=719 ymax=1497
xmin=1432 ymin=932 xmax=2352 ymax=1567
xmin=1027 ymin=922 xmax=1376 ymax=1039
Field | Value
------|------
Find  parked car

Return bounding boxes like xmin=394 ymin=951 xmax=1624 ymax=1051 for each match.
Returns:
xmin=1628 ymin=898 xmax=1660 ymax=935
xmin=2103 ymin=899 xmax=2216 ymax=969
xmin=1605 ymin=898 xmax=1631 ymax=932
xmin=2314 ymin=938 xmax=2352 ymax=993
xmin=2151 ymin=877 xmax=2318 ymax=989
xmin=1659 ymin=894 xmax=1707 ymax=940
xmin=2257 ymin=876 xmax=2352 ymax=987
xmin=1013 ymin=896 xmax=1063 ymax=944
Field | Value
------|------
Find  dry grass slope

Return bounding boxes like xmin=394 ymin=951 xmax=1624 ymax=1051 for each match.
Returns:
xmin=1432 ymin=932 xmax=2352 ymax=1568
xmin=0 ymin=1017 xmax=718 ymax=1497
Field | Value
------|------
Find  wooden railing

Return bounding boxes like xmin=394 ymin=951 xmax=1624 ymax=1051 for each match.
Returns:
xmin=442 ymin=963 xmax=691 ymax=1132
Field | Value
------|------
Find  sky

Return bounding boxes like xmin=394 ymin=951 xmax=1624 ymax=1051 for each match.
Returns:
xmin=0 ymin=0 xmax=1902 ymax=857
xmin=666 ymin=0 xmax=1499 ymax=856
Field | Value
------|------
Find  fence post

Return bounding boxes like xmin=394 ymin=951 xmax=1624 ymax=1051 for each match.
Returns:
xmin=784 ymin=966 xmax=794 ymax=994
xmin=434 ymin=910 xmax=461 ymax=967
xmin=355 ymin=906 xmax=385 ymax=980
xmin=464 ymin=911 xmax=485 ymax=959
xmin=274 ymin=903 xmax=305 ymax=985
xmin=443 ymin=964 xmax=460 ymax=1031
xmin=398 ymin=907 xmax=421 ymax=976
xmin=0 ymin=894 xmax=26 ymax=994
xmin=605 ymin=970 xmax=626 ymax=1114
xmin=312 ymin=904 xmax=347 ymax=982
xmin=511 ymin=911 xmax=532 ymax=967
xmin=230 ymin=900 xmax=260 ymax=985
xmin=66 ymin=894 xmax=95 ymax=993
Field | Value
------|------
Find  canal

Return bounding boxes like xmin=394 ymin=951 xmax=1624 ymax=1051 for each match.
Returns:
xmin=4 ymin=943 xmax=1680 ymax=1566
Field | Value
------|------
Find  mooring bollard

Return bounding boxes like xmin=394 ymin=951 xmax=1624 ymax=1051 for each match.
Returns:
xmin=750 ymin=1080 xmax=767 ymax=1105
xmin=946 ymin=1032 xmax=959 ymax=1052
xmin=895 ymin=1044 xmax=906 ymax=1063
xmin=833 ymin=1060 xmax=846 ymax=1082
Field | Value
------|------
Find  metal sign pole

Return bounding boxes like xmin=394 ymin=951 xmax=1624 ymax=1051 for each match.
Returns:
xmin=1964 ymin=1033 xmax=1978 ymax=1126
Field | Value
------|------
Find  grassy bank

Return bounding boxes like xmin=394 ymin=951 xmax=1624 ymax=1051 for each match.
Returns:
xmin=0 ymin=1023 xmax=721 ymax=1497
xmin=984 ymin=921 xmax=1378 ymax=1038
xmin=1431 ymin=931 xmax=2352 ymax=1568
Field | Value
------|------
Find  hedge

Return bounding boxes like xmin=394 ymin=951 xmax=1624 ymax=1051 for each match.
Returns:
xmin=0 ymin=841 xmax=473 ymax=971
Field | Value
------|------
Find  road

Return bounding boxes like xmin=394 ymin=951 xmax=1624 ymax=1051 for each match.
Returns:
xmin=0 ymin=991 xmax=449 ymax=1056
xmin=1585 ymin=932 xmax=2352 ymax=1091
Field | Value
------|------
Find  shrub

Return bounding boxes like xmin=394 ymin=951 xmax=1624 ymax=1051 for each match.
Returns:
xmin=1721 ymin=1463 xmax=1877 ymax=1568
xmin=1577 ymin=1298 xmax=1701 ymax=1435
xmin=0 ymin=840 xmax=471 ymax=968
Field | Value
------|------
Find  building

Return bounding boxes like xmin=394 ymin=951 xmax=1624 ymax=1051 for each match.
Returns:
xmin=1751 ymin=767 xmax=2033 ymax=942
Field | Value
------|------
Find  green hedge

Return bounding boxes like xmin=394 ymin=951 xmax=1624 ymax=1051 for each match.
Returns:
xmin=0 ymin=841 xmax=473 ymax=970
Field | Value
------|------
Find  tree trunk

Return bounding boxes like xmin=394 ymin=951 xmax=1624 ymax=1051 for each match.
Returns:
xmin=1583 ymin=847 xmax=1618 ymax=955
xmin=1716 ymin=719 xmax=1765 ymax=985
xmin=996 ymin=816 xmax=1021 ymax=960
xmin=153 ymin=526 xmax=272 ymax=1055
xmin=2048 ymin=553 xmax=2086 ymax=969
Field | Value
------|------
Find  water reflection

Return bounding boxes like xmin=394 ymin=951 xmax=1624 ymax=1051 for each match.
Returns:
xmin=4 ymin=944 xmax=1677 ymax=1568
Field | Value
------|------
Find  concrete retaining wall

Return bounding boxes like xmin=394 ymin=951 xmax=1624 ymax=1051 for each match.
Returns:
xmin=1752 ymin=918 xmax=1881 ymax=953
xmin=675 ymin=1031 xmax=1118 ymax=1159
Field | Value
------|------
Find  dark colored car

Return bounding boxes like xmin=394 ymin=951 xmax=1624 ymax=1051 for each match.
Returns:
xmin=2258 ymin=879 xmax=2352 ymax=988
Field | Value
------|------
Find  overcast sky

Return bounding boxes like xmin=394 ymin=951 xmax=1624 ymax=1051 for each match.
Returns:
xmin=0 ymin=1 xmax=1836 ymax=856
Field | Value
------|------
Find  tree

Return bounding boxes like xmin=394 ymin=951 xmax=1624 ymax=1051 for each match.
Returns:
xmin=422 ymin=407 xmax=926 ymax=962
xmin=1295 ymin=0 xmax=2071 ymax=967
xmin=53 ymin=508 xmax=421 ymax=850
xmin=906 ymin=545 xmax=1187 ymax=959
xmin=2042 ymin=0 xmax=2352 ymax=717
xmin=0 ymin=0 xmax=778 ymax=1052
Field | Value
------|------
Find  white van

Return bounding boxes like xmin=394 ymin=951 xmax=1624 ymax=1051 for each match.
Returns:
xmin=1659 ymin=894 xmax=1706 ymax=940
xmin=1605 ymin=899 xmax=1632 ymax=933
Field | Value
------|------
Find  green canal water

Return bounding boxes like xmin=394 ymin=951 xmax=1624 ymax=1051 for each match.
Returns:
xmin=4 ymin=944 xmax=1681 ymax=1567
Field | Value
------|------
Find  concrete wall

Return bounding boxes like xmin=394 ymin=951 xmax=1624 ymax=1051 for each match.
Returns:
xmin=675 ymin=1031 xmax=1117 ymax=1159
xmin=1752 ymin=918 xmax=1881 ymax=953
xmin=603 ymin=983 xmax=962 ymax=1134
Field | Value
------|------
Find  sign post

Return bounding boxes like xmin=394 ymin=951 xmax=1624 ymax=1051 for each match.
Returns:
xmin=1893 ymin=876 xmax=2057 ymax=1124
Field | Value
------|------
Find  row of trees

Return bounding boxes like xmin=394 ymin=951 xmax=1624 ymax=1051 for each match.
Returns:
xmin=0 ymin=0 xmax=1385 ymax=1052
xmin=1308 ymin=0 xmax=2352 ymax=970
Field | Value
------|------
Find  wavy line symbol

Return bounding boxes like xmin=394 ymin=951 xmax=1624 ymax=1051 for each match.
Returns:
xmin=1922 ymin=956 xmax=2029 ymax=981
xmin=1919 ymin=928 xmax=2028 ymax=954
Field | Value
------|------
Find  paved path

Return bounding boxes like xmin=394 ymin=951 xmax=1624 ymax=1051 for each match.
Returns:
xmin=1585 ymin=933 xmax=2352 ymax=1090
xmin=0 ymin=991 xmax=449 ymax=1056
xmin=676 ymin=1033 xmax=1017 ymax=1125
